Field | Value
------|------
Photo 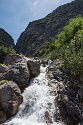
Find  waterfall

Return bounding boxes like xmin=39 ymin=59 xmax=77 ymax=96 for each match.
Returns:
xmin=3 ymin=65 xmax=63 ymax=125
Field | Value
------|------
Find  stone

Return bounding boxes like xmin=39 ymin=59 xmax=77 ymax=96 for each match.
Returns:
xmin=1 ymin=55 xmax=40 ymax=89
xmin=0 ymin=81 xmax=23 ymax=116
xmin=4 ymin=54 xmax=23 ymax=66
xmin=0 ymin=110 xmax=6 ymax=124
xmin=4 ymin=58 xmax=30 ymax=88
xmin=0 ymin=64 xmax=9 ymax=73
xmin=27 ymin=59 xmax=40 ymax=77
xmin=44 ymin=111 xmax=53 ymax=123
xmin=41 ymin=59 xmax=48 ymax=67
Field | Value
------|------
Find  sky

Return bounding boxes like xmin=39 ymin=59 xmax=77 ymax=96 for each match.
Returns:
xmin=0 ymin=0 xmax=74 ymax=44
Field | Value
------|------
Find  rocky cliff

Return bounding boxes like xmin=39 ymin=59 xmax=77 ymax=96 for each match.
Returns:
xmin=0 ymin=28 xmax=14 ymax=47
xmin=46 ymin=60 xmax=83 ymax=125
xmin=16 ymin=0 xmax=83 ymax=57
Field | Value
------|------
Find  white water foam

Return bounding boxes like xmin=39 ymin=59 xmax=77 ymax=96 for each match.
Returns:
xmin=3 ymin=65 xmax=63 ymax=125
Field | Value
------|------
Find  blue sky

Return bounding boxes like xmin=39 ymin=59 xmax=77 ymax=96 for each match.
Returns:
xmin=0 ymin=0 xmax=73 ymax=44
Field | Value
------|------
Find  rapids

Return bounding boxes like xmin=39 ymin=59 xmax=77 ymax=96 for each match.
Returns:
xmin=2 ymin=65 xmax=63 ymax=125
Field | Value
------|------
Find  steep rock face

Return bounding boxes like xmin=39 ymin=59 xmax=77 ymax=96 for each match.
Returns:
xmin=0 ymin=28 xmax=14 ymax=47
xmin=16 ymin=0 xmax=83 ymax=57
xmin=46 ymin=60 xmax=83 ymax=125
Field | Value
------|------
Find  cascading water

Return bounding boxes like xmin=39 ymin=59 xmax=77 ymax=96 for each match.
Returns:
xmin=2 ymin=65 xmax=63 ymax=125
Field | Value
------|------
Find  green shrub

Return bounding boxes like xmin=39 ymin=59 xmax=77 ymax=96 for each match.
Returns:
xmin=34 ymin=41 xmax=55 ymax=58
xmin=34 ymin=17 xmax=83 ymax=79
xmin=0 ymin=63 xmax=7 ymax=67
xmin=0 ymin=80 xmax=8 ymax=85
xmin=0 ymin=41 xmax=16 ymax=63
xmin=54 ymin=17 xmax=83 ymax=78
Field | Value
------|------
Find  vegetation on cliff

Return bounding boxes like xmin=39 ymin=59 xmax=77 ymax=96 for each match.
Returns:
xmin=34 ymin=17 xmax=83 ymax=78
xmin=16 ymin=0 xmax=83 ymax=57
xmin=0 ymin=80 xmax=8 ymax=85
xmin=0 ymin=28 xmax=16 ymax=63
xmin=0 ymin=40 xmax=16 ymax=63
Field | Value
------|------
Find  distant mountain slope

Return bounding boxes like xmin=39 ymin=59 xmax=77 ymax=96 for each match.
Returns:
xmin=16 ymin=0 xmax=83 ymax=57
xmin=0 ymin=28 xmax=14 ymax=47
xmin=0 ymin=28 xmax=16 ymax=63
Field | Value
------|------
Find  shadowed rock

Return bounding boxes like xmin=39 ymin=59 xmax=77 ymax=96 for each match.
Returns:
xmin=27 ymin=59 xmax=40 ymax=77
xmin=0 ymin=81 xmax=23 ymax=123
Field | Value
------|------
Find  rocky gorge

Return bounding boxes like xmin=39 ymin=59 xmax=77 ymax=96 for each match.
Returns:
xmin=0 ymin=0 xmax=83 ymax=124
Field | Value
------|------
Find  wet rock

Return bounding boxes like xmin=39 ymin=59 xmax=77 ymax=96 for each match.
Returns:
xmin=44 ymin=111 xmax=53 ymax=123
xmin=0 ymin=81 xmax=23 ymax=116
xmin=41 ymin=59 xmax=48 ymax=67
xmin=27 ymin=59 xmax=40 ymax=77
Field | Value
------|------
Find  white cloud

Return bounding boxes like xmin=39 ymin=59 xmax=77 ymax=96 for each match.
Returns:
xmin=34 ymin=0 xmax=38 ymax=7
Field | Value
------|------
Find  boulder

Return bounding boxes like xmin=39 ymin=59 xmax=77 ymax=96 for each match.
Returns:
xmin=0 ymin=64 xmax=9 ymax=73
xmin=0 ymin=81 xmax=23 ymax=116
xmin=44 ymin=111 xmax=53 ymax=123
xmin=41 ymin=59 xmax=48 ymax=67
xmin=1 ymin=55 xmax=40 ymax=88
xmin=4 ymin=54 xmax=23 ymax=66
xmin=0 ymin=109 xmax=6 ymax=124
xmin=4 ymin=58 xmax=30 ymax=88
xmin=27 ymin=59 xmax=40 ymax=77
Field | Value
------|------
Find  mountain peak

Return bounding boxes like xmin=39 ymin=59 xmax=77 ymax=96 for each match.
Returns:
xmin=0 ymin=28 xmax=14 ymax=47
xmin=16 ymin=0 xmax=83 ymax=57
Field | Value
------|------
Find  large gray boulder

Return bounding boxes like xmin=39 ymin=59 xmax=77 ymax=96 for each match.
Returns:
xmin=0 ymin=81 xmax=23 ymax=117
xmin=4 ymin=59 xmax=30 ymax=88
xmin=0 ymin=81 xmax=23 ymax=123
xmin=4 ymin=54 xmax=23 ymax=66
xmin=1 ymin=55 xmax=40 ymax=89
xmin=27 ymin=59 xmax=40 ymax=77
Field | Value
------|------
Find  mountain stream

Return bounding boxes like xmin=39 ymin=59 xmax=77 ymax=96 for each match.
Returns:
xmin=2 ymin=65 xmax=63 ymax=125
